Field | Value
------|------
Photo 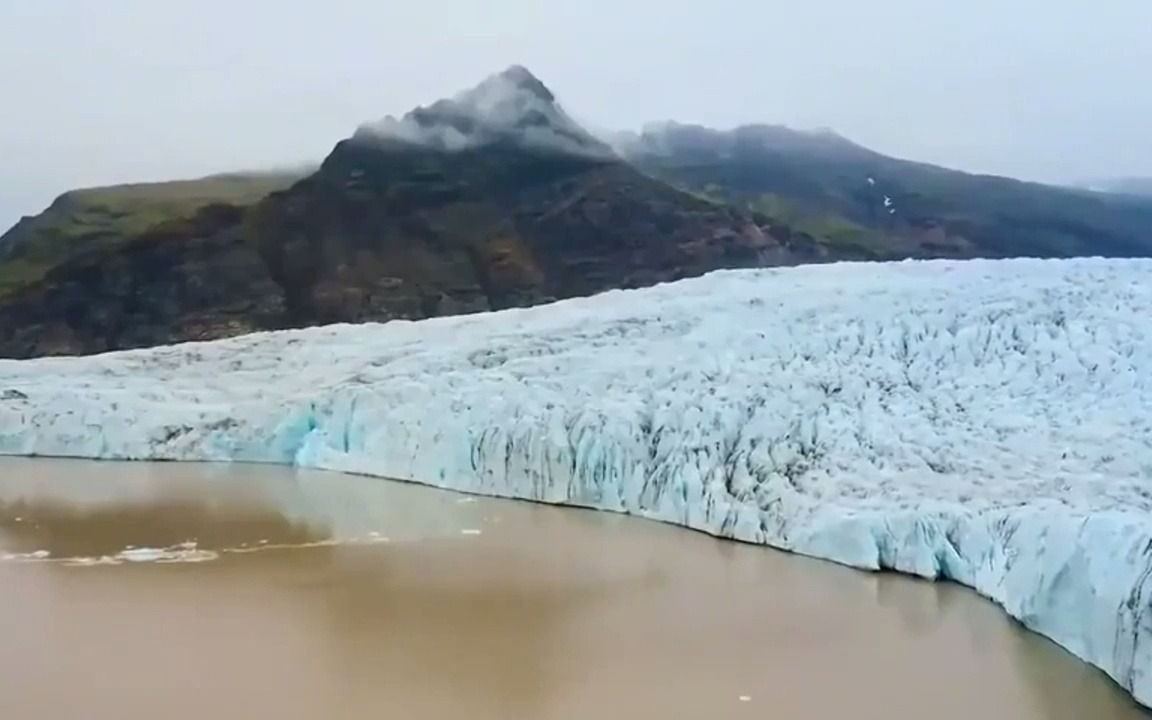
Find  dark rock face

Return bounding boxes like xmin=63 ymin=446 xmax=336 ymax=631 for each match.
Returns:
xmin=0 ymin=173 xmax=302 ymax=299
xmin=0 ymin=205 xmax=285 ymax=358
xmin=0 ymin=146 xmax=792 ymax=359
xmin=0 ymin=69 xmax=810 ymax=359
xmin=248 ymin=138 xmax=792 ymax=329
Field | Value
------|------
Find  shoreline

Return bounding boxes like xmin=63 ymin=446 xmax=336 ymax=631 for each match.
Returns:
xmin=3 ymin=258 xmax=1150 ymax=706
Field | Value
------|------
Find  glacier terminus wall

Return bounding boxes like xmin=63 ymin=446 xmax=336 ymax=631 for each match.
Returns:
xmin=1 ymin=258 xmax=1150 ymax=705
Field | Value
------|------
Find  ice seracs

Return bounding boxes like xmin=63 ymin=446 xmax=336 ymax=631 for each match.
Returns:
xmin=1 ymin=257 xmax=1151 ymax=705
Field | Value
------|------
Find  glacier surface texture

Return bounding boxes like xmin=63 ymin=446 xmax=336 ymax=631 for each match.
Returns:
xmin=2 ymin=258 xmax=1151 ymax=703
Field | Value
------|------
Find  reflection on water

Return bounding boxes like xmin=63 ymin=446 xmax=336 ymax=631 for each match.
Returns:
xmin=0 ymin=457 xmax=1146 ymax=720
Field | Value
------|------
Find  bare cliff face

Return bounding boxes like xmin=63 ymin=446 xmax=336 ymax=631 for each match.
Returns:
xmin=0 ymin=204 xmax=285 ymax=357
xmin=0 ymin=67 xmax=809 ymax=359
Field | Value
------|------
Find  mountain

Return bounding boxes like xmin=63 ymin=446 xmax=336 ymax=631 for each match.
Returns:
xmin=354 ymin=64 xmax=613 ymax=158
xmin=0 ymin=67 xmax=805 ymax=358
xmin=619 ymin=122 xmax=1152 ymax=260
xmin=0 ymin=172 xmax=302 ymax=299
xmin=6 ymin=69 xmax=1152 ymax=359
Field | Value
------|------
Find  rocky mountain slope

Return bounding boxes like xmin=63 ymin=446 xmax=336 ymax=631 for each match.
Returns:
xmin=5 ymin=68 xmax=1152 ymax=359
xmin=619 ymin=122 xmax=1152 ymax=260
xmin=0 ymin=68 xmax=802 ymax=358
xmin=0 ymin=173 xmax=302 ymax=299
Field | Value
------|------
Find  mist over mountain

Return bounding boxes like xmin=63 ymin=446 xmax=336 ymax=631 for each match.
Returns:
xmin=3 ymin=65 xmax=1152 ymax=359
xmin=354 ymin=66 xmax=614 ymax=159
xmin=620 ymin=121 xmax=1152 ymax=260
xmin=1084 ymin=178 xmax=1152 ymax=198
xmin=0 ymin=67 xmax=800 ymax=358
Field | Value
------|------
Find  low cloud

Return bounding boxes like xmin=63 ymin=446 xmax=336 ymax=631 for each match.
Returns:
xmin=354 ymin=66 xmax=615 ymax=159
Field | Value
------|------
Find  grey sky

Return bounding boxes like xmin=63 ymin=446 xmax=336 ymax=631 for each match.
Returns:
xmin=2 ymin=0 xmax=1151 ymax=230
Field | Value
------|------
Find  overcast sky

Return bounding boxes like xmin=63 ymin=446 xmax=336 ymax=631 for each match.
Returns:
xmin=2 ymin=0 xmax=1150 ymax=230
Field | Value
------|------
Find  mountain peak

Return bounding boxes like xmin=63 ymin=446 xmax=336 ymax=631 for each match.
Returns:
xmin=353 ymin=66 xmax=610 ymax=158
xmin=494 ymin=64 xmax=554 ymax=101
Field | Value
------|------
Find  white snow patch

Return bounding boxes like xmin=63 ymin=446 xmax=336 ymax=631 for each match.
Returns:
xmin=1 ymin=258 xmax=1151 ymax=704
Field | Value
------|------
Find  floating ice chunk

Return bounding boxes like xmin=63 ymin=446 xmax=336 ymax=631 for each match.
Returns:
xmin=65 ymin=556 xmax=120 ymax=567
xmin=2 ymin=549 xmax=51 ymax=561
xmin=119 ymin=548 xmax=167 ymax=562
xmin=115 ymin=543 xmax=217 ymax=564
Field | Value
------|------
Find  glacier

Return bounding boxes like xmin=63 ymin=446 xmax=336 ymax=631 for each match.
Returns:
xmin=1 ymin=257 xmax=1151 ymax=704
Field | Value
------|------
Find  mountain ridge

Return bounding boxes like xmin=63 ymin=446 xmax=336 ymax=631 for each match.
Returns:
xmin=621 ymin=121 xmax=1152 ymax=260
xmin=0 ymin=67 xmax=808 ymax=358
xmin=3 ymin=66 xmax=1152 ymax=358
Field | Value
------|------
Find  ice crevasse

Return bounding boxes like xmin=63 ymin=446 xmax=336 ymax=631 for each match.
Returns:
xmin=1 ymin=258 xmax=1151 ymax=704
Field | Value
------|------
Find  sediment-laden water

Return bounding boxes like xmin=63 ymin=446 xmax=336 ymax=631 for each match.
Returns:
xmin=0 ymin=458 xmax=1144 ymax=720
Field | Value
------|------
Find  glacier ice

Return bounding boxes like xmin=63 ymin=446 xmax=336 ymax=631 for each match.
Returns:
xmin=1 ymin=257 xmax=1151 ymax=704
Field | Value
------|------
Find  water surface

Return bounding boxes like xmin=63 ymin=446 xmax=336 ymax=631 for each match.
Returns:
xmin=0 ymin=458 xmax=1145 ymax=720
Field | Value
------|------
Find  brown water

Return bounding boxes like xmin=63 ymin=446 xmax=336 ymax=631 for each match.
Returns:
xmin=0 ymin=458 xmax=1145 ymax=720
